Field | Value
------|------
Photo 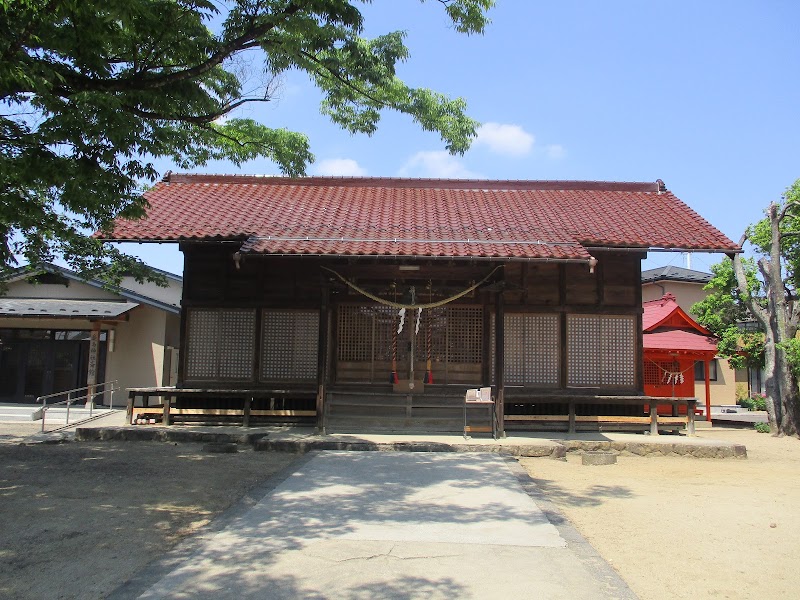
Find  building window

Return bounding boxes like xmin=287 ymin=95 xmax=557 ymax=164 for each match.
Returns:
xmin=566 ymin=314 xmax=636 ymax=387
xmin=503 ymin=313 xmax=560 ymax=386
xmin=260 ymin=310 xmax=319 ymax=382
xmin=694 ymin=359 xmax=718 ymax=382
xmin=185 ymin=308 xmax=256 ymax=381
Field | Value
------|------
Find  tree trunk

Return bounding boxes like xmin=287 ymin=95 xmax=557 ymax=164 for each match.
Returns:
xmin=733 ymin=203 xmax=800 ymax=437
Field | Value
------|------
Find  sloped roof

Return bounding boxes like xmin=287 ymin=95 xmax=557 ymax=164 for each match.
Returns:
xmin=1 ymin=263 xmax=181 ymax=315
xmin=642 ymin=293 xmax=711 ymax=333
xmin=106 ymin=174 xmax=740 ymax=261
xmin=643 ymin=328 xmax=718 ymax=353
xmin=0 ymin=298 xmax=138 ymax=319
xmin=643 ymin=293 xmax=717 ymax=355
xmin=642 ymin=266 xmax=713 ymax=284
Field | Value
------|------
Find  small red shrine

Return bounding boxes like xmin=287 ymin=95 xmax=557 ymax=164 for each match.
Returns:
xmin=643 ymin=293 xmax=718 ymax=420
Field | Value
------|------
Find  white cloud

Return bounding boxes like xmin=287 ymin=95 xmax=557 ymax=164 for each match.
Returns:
xmin=398 ymin=151 xmax=480 ymax=179
xmin=474 ymin=122 xmax=534 ymax=157
xmin=312 ymin=158 xmax=367 ymax=176
xmin=545 ymin=144 xmax=566 ymax=160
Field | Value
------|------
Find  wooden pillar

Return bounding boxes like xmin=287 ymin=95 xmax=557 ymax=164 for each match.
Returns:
xmin=687 ymin=399 xmax=697 ymax=436
xmin=494 ymin=289 xmax=506 ymax=438
xmin=650 ymin=402 xmax=659 ymax=435
xmin=704 ymin=358 xmax=712 ymax=422
xmin=126 ymin=390 xmax=136 ymax=424
xmin=558 ymin=265 xmax=568 ymax=390
xmin=316 ymin=280 xmax=330 ymax=433
xmin=177 ymin=243 xmax=190 ymax=388
xmin=568 ymin=401 xmax=576 ymax=434
xmin=85 ymin=322 xmax=101 ymax=407
xmin=243 ymin=396 xmax=252 ymax=427
xmin=163 ymin=393 xmax=171 ymax=426
xmin=633 ymin=256 xmax=645 ymax=393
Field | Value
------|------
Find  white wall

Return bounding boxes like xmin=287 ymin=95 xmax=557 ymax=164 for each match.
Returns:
xmin=120 ymin=275 xmax=182 ymax=309
xmin=5 ymin=279 xmax=119 ymax=300
xmin=105 ymin=305 xmax=169 ymax=394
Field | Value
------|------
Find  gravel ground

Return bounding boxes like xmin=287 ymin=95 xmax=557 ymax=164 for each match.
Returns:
xmin=520 ymin=427 xmax=800 ymax=600
xmin=0 ymin=430 xmax=298 ymax=600
xmin=3 ymin=421 xmax=797 ymax=600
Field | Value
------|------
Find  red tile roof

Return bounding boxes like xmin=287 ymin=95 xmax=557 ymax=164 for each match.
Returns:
xmin=643 ymin=293 xmax=712 ymax=334
xmin=643 ymin=294 xmax=717 ymax=354
xmin=106 ymin=174 xmax=739 ymax=260
xmin=643 ymin=329 xmax=718 ymax=353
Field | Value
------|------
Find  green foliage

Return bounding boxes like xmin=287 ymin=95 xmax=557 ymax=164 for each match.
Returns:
xmin=739 ymin=392 xmax=767 ymax=411
xmin=691 ymin=259 xmax=765 ymax=370
xmin=0 ymin=0 xmax=494 ymax=283
xmin=747 ymin=180 xmax=800 ymax=293
xmin=779 ymin=337 xmax=800 ymax=380
xmin=754 ymin=422 xmax=770 ymax=433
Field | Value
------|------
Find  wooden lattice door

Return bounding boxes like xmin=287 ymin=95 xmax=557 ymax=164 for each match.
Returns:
xmin=336 ymin=304 xmax=483 ymax=385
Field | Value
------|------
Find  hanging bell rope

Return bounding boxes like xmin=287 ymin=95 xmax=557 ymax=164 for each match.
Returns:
xmin=320 ymin=265 xmax=503 ymax=310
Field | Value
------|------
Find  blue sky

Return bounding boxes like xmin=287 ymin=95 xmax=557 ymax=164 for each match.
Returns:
xmin=121 ymin=0 xmax=800 ymax=276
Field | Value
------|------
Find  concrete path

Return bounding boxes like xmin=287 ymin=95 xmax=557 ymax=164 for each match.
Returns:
xmin=134 ymin=451 xmax=635 ymax=600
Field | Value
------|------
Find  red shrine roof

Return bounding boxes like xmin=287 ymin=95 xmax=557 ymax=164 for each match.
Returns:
xmin=106 ymin=174 xmax=740 ymax=261
xmin=643 ymin=293 xmax=718 ymax=354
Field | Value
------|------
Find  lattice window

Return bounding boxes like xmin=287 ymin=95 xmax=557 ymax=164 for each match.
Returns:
xmin=261 ymin=310 xmax=319 ymax=381
xmin=644 ymin=361 xmax=677 ymax=385
xmin=505 ymin=314 xmax=559 ymax=386
xmin=447 ymin=307 xmax=483 ymax=363
xmin=338 ymin=305 xmax=399 ymax=363
xmin=336 ymin=304 xmax=482 ymax=383
xmin=185 ymin=308 xmax=256 ymax=381
xmin=567 ymin=314 xmax=635 ymax=387
xmin=186 ymin=310 xmax=219 ymax=380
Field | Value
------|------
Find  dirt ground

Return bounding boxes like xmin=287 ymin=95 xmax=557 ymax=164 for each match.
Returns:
xmin=2 ymin=423 xmax=799 ymax=600
xmin=520 ymin=427 xmax=800 ymax=600
xmin=0 ymin=424 xmax=298 ymax=600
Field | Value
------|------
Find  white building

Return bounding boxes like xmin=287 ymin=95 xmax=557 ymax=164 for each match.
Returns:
xmin=0 ymin=264 xmax=181 ymax=404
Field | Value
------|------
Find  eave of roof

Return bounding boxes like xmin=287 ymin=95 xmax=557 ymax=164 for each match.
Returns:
xmin=641 ymin=266 xmax=713 ymax=284
xmin=643 ymin=328 xmax=718 ymax=353
xmin=0 ymin=298 xmax=138 ymax=319
xmin=103 ymin=174 xmax=741 ymax=261
xmin=2 ymin=263 xmax=180 ymax=314
xmin=643 ymin=295 xmax=712 ymax=334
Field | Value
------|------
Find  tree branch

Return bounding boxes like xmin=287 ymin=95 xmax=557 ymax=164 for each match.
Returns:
xmin=60 ymin=3 xmax=303 ymax=94
xmin=733 ymin=232 xmax=769 ymax=326
xmin=299 ymin=49 xmax=395 ymax=109
xmin=121 ymin=97 xmax=271 ymax=124
xmin=779 ymin=200 xmax=800 ymax=221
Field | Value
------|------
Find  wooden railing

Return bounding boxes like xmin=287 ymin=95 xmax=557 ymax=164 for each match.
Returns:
xmin=504 ymin=395 xmax=697 ymax=435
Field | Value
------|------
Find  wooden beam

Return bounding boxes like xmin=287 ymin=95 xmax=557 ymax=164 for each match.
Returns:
xmin=317 ymin=280 xmax=330 ymax=432
xmin=704 ymin=359 xmax=712 ymax=422
xmin=649 ymin=402 xmax=658 ymax=435
xmin=163 ymin=394 xmax=171 ymax=426
xmin=243 ymin=396 xmax=252 ymax=427
xmin=494 ymin=289 xmax=506 ymax=438
xmin=85 ymin=322 xmax=101 ymax=408
xmin=687 ymin=399 xmax=697 ymax=435
xmin=634 ymin=257 xmax=644 ymax=393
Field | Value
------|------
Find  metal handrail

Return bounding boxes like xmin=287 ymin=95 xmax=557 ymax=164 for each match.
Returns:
xmin=35 ymin=380 xmax=120 ymax=432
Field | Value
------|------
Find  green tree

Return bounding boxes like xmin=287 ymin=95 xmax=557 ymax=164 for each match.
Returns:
xmin=694 ymin=179 xmax=800 ymax=437
xmin=691 ymin=259 xmax=765 ymax=371
xmin=1 ymin=0 xmax=493 ymax=284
